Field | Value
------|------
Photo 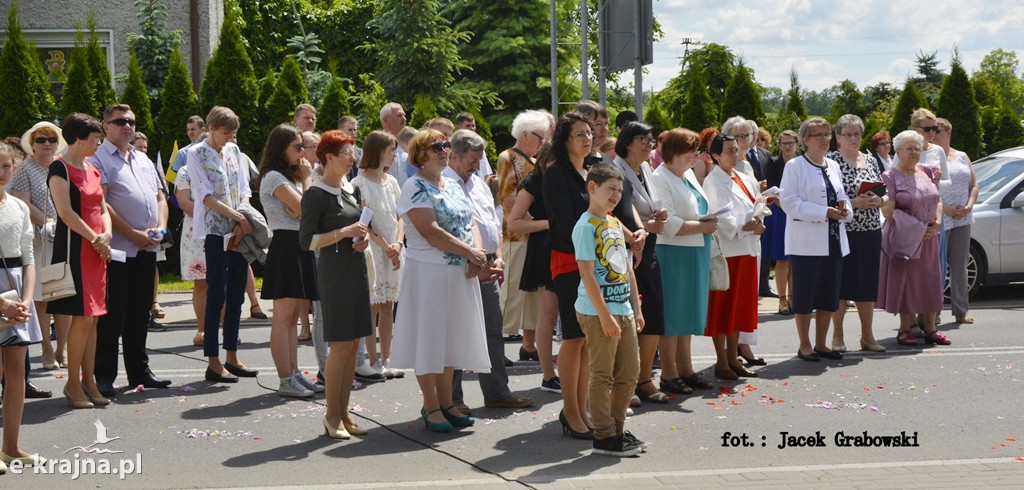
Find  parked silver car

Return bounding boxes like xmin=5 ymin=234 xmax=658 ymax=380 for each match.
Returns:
xmin=951 ymin=146 xmax=1024 ymax=298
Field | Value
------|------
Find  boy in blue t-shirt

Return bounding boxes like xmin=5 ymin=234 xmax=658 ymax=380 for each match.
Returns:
xmin=572 ymin=163 xmax=645 ymax=457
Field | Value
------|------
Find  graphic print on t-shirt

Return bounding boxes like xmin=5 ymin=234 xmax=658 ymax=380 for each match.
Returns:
xmin=588 ymin=215 xmax=630 ymax=301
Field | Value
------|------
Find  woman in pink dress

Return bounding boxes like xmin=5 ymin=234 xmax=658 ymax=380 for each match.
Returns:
xmin=877 ymin=130 xmax=950 ymax=346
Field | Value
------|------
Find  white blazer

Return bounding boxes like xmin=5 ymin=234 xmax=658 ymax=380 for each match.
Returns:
xmin=703 ymin=165 xmax=763 ymax=257
xmin=779 ymin=155 xmax=853 ymax=257
xmin=651 ymin=164 xmax=709 ymax=247
xmin=613 ymin=156 xmax=658 ymax=221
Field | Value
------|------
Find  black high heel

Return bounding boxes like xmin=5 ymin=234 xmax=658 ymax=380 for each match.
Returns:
xmin=558 ymin=410 xmax=594 ymax=440
xmin=739 ymin=353 xmax=767 ymax=366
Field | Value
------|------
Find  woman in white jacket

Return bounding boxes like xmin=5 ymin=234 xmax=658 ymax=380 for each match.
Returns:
xmin=779 ymin=118 xmax=853 ymax=362
xmin=702 ymin=135 xmax=766 ymax=380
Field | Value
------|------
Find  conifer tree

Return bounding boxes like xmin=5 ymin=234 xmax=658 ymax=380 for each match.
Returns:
xmin=785 ymin=68 xmax=807 ymax=120
xmin=888 ymin=78 xmax=930 ymax=135
xmin=467 ymin=105 xmax=497 ymax=166
xmin=263 ymin=56 xmax=309 ymax=131
xmin=642 ymin=94 xmax=672 ymax=135
xmin=86 ymin=14 xmax=117 ymax=114
xmin=992 ymin=105 xmax=1024 ymax=152
xmin=0 ymin=2 xmax=57 ymax=136
xmin=316 ymin=73 xmax=351 ymax=134
xmin=120 ymin=49 xmax=155 ymax=139
xmin=59 ymin=32 xmax=97 ymax=118
xmin=199 ymin=2 xmax=259 ymax=152
xmin=722 ymin=62 xmax=765 ymax=123
xmin=679 ymin=63 xmax=718 ymax=131
xmin=937 ymin=51 xmax=983 ymax=157
xmin=155 ymin=49 xmax=199 ymax=164
xmin=408 ymin=95 xmax=439 ymax=129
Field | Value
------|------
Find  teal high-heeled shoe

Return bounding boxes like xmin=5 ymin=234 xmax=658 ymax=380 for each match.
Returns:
xmin=441 ymin=405 xmax=475 ymax=427
xmin=420 ymin=408 xmax=454 ymax=433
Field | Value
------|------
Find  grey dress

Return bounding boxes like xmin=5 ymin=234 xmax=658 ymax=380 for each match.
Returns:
xmin=298 ymin=181 xmax=372 ymax=342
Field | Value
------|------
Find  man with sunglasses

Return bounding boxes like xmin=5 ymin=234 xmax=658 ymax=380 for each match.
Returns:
xmin=88 ymin=104 xmax=172 ymax=397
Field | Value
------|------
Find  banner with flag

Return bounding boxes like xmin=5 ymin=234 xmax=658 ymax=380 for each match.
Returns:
xmin=164 ymin=140 xmax=179 ymax=184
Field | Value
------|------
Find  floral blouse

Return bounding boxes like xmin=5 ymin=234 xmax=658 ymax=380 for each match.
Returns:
xmin=829 ymin=150 xmax=882 ymax=232
xmin=185 ymin=141 xmax=251 ymax=239
xmin=396 ymin=175 xmax=474 ymax=266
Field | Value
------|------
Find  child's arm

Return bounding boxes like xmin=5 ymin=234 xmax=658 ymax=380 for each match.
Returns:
xmin=578 ymin=260 xmax=621 ymax=338
xmin=627 ymin=266 xmax=645 ymax=333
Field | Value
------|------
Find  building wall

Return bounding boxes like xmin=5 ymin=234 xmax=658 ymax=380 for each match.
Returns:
xmin=0 ymin=0 xmax=222 ymax=92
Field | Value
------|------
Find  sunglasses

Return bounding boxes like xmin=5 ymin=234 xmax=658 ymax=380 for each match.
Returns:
xmin=917 ymin=125 xmax=939 ymax=133
xmin=34 ymin=136 xmax=59 ymax=144
xmin=107 ymin=117 xmax=136 ymax=127
xmin=431 ymin=141 xmax=452 ymax=153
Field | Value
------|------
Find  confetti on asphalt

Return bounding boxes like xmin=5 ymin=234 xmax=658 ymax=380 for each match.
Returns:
xmin=181 ymin=386 xmax=196 ymax=393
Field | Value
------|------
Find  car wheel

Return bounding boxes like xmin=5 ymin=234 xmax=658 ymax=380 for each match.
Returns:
xmin=944 ymin=241 xmax=984 ymax=301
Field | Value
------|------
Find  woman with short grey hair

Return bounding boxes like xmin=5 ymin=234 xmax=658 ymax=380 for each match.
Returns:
xmin=828 ymin=114 xmax=886 ymax=353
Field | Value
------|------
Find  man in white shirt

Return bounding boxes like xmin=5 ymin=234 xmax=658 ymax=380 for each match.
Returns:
xmin=381 ymin=102 xmax=410 ymax=187
xmin=442 ymin=129 xmax=533 ymax=411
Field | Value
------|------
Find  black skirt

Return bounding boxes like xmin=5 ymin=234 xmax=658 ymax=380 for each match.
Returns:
xmin=519 ymin=230 xmax=554 ymax=292
xmin=634 ymin=234 xmax=665 ymax=336
xmin=260 ymin=230 xmax=319 ymax=300
xmin=840 ymin=229 xmax=882 ymax=302
xmin=790 ymin=237 xmax=843 ymax=314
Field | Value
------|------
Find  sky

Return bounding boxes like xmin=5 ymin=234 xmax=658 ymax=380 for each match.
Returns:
xmin=624 ymin=0 xmax=1024 ymax=93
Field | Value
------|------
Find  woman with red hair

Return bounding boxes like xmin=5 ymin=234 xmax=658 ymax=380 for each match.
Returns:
xmin=299 ymin=130 xmax=372 ymax=439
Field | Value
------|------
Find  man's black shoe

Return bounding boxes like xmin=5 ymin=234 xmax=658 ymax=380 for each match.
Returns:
xmin=130 ymin=373 xmax=172 ymax=389
xmin=96 ymin=379 xmax=116 ymax=397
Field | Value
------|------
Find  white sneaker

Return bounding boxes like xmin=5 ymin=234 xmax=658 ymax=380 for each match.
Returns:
xmin=372 ymin=360 xmax=394 ymax=379
xmin=382 ymin=359 xmax=405 ymax=378
xmin=354 ymin=361 xmax=386 ymax=383
xmin=293 ymin=371 xmax=324 ymax=393
xmin=278 ymin=377 xmax=314 ymax=398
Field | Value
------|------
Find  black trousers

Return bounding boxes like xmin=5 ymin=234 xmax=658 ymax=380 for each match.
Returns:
xmin=96 ymin=251 xmax=157 ymax=383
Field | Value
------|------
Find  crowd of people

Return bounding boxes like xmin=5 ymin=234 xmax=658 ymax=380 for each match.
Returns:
xmin=0 ymin=98 xmax=976 ymax=465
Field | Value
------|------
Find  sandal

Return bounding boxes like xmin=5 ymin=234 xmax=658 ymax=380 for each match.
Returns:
xmin=678 ymin=373 xmax=713 ymax=390
xmin=955 ymin=315 xmax=974 ymax=324
xmin=896 ymin=331 xmax=918 ymax=346
xmin=192 ymin=334 xmax=205 ymax=347
xmin=152 ymin=302 xmax=166 ymax=319
xmin=658 ymin=377 xmax=694 ymax=395
xmin=635 ymin=380 xmax=670 ymax=403
xmin=250 ymin=305 xmax=268 ymax=320
xmin=297 ymin=333 xmax=312 ymax=342
xmin=922 ymin=330 xmax=951 ymax=345
xmin=778 ymin=295 xmax=793 ymax=315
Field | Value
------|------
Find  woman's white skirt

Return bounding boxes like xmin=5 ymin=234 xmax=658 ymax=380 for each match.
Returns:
xmin=389 ymin=258 xmax=491 ymax=375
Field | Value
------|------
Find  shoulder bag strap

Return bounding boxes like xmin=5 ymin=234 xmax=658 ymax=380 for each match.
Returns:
xmin=0 ymin=242 xmax=19 ymax=292
xmin=44 ymin=159 xmax=73 ymax=265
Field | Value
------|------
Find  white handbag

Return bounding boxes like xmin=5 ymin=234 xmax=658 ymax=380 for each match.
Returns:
xmin=39 ymin=160 xmax=78 ymax=302
xmin=709 ymin=235 xmax=730 ymax=292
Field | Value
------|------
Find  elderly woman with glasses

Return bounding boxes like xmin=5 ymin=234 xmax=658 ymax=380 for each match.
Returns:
xmin=828 ymin=115 xmax=886 ymax=353
xmin=390 ymin=129 xmax=491 ymax=433
xmin=879 ymin=130 xmax=950 ymax=346
xmin=612 ymin=121 xmax=673 ymax=403
xmin=780 ymin=118 xmax=853 ymax=362
xmin=869 ymin=131 xmax=893 ymax=172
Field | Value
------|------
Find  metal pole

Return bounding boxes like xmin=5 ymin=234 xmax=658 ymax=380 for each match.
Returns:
xmin=633 ymin=0 xmax=643 ymax=119
xmin=597 ymin=0 xmax=606 ymax=106
xmin=580 ymin=0 xmax=589 ymax=101
xmin=551 ymin=0 xmax=558 ymax=117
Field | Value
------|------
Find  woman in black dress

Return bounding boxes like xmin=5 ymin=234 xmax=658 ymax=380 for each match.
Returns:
xmin=299 ymin=130 xmax=371 ymax=440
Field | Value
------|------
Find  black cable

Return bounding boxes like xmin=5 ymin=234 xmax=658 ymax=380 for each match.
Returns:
xmin=146 ymin=346 xmax=537 ymax=489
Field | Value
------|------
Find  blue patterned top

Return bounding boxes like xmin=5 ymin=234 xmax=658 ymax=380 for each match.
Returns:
xmin=397 ymin=175 xmax=474 ymax=266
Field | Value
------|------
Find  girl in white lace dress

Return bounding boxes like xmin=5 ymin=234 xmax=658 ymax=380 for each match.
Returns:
xmin=350 ymin=131 xmax=404 ymax=377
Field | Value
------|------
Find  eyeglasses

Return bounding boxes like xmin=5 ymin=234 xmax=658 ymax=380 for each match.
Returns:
xmin=531 ymin=131 xmax=546 ymax=142
xmin=808 ymin=133 xmax=831 ymax=140
xmin=734 ymin=133 xmax=752 ymax=140
xmin=302 ymin=143 xmax=318 ymax=149
xmin=840 ymin=132 xmax=862 ymax=139
xmin=878 ymin=141 xmax=892 ymax=147
xmin=572 ymin=131 xmax=594 ymax=139
xmin=292 ymin=143 xmax=305 ymax=152
xmin=779 ymin=141 xmax=797 ymax=147
xmin=337 ymin=150 xmax=355 ymax=157
xmin=431 ymin=141 xmax=452 ymax=153
xmin=901 ymin=146 xmax=922 ymax=152
xmin=34 ymin=136 xmax=59 ymax=144
xmin=634 ymin=136 xmax=655 ymax=146
xmin=916 ymin=125 xmax=939 ymax=133
xmin=106 ymin=117 xmax=136 ymax=127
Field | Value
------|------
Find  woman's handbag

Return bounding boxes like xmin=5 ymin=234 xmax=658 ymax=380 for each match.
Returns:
xmin=39 ymin=160 xmax=78 ymax=302
xmin=709 ymin=235 xmax=730 ymax=291
xmin=0 ymin=246 xmax=24 ymax=330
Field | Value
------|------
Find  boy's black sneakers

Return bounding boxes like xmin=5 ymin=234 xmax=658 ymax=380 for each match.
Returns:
xmin=622 ymin=431 xmax=647 ymax=453
xmin=592 ymin=435 xmax=640 ymax=457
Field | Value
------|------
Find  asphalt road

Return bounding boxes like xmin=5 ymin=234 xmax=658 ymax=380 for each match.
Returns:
xmin=6 ymin=285 xmax=1023 ymax=489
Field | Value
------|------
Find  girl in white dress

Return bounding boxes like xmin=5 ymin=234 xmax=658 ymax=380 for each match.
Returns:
xmin=350 ymin=131 xmax=404 ymax=378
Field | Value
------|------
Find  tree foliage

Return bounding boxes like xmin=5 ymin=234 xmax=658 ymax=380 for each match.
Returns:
xmin=59 ymin=32 xmax=96 ymax=119
xmin=120 ymin=49 xmax=155 ymax=139
xmin=86 ymin=14 xmax=117 ymax=115
xmin=200 ymin=2 xmax=260 ymax=152
xmin=408 ymin=94 xmax=439 ymax=129
xmin=0 ymin=2 xmax=57 ymax=136
xmin=974 ymin=48 xmax=1024 ymax=115
xmin=643 ymin=93 xmax=672 ymax=135
xmin=660 ymin=43 xmax=736 ymax=123
xmin=679 ymin=62 xmax=718 ymax=132
xmin=830 ymin=80 xmax=865 ymax=122
xmin=316 ymin=71 xmax=351 ymax=134
xmin=155 ymin=49 xmax=199 ymax=165
xmin=263 ymin=56 xmax=310 ymax=131
xmin=722 ymin=61 xmax=764 ymax=123
xmin=992 ymin=105 xmax=1024 ymax=152
xmin=126 ymin=0 xmax=183 ymax=112
xmin=937 ymin=50 xmax=982 ymax=157
xmin=888 ymin=79 xmax=929 ymax=135
xmin=785 ymin=68 xmax=807 ymax=120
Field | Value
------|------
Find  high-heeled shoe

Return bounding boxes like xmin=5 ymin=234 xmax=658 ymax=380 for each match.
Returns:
xmin=442 ymin=405 xmax=475 ymax=427
xmin=558 ymin=410 xmax=594 ymax=440
xmin=84 ymin=390 xmax=112 ymax=406
xmin=729 ymin=364 xmax=759 ymax=378
xmin=322 ymin=417 xmax=351 ymax=439
xmin=860 ymin=339 xmax=886 ymax=352
xmin=63 ymin=387 xmax=94 ymax=409
xmin=0 ymin=451 xmax=47 ymax=467
xmin=739 ymin=352 xmax=767 ymax=366
xmin=421 ymin=408 xmax=453 ymax=433
xmin=343 ymin=421 xmax=368 ymax=436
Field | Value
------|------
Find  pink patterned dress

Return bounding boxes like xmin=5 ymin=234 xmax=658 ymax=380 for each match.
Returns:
xmin=877 ymin=166 xmax=942 ymax=314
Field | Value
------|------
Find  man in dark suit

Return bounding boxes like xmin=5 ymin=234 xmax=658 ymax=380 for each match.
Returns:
xmin=745 ymin=121 xmax=777 ymax=298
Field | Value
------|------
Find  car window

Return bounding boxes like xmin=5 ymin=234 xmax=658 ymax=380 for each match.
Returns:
xmin=974 ymin=157 xmax=1024 ymax=203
